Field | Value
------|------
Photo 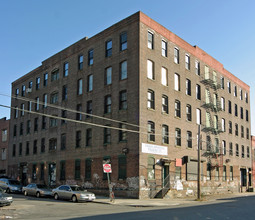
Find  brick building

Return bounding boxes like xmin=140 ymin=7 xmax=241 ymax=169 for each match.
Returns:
xmin=0 ymin=117 xmax=9 ymax=176
xmin=8 ymin=11 xmax=251 ymax=198
xmin=252 ymin=136 xmax=255 ymax=188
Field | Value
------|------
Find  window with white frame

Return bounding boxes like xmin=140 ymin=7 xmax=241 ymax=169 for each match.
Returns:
xmin=20 ymin=103 xmax=25 ymax=116
xmin=187 ymin=131 xmax=192 ymax=148
xmin=161 ymin=67 xmax=168 ymax=86
xmin=147 ymin=90 xmax=155 ymax=109
xmin=185 ymin=54 xmax=190 ymax=70
xmin=63 ymin=62 xmax=69 ymax=77
xmin=227 ymin=81 xmax=231 ymax=93
xmin=147 ymin=121 xmax=155 ymax=142
xmin=240 ymin=89 xmax=243 ymax=100
xmin=196 ymin=84 xmax=201 ymax=100
xmin=105 ymin=67 xmax=112 ymax=85
xmin=175 ymin=100 xmax=181 ymax=118
xmin=162 ymin=124 xmax=169 ymax=144
xmin=175 ymin=128 xmax=181 ymax=146
xmin=221 ymin=118 xmax=225 ymax=132
xmin=234 ymin=85 xmax=237 ymax=97
xmin=222 ymin=140 xmax=226 ymax=155
xmin=221 ymin=97 xmax=225 ymax=111
xmin=147 ymin=60 xmax=154 ymax=80
xmin=186 ymin=104 xmax=192 ymax=121
xmin=174 ymin=73 xmax=180 ymax=91
xmin=195 ymin=60 xmax=200 ymax=75
xmin=174 ymin=47 xmax=179 ymax=64
xmin=161 ymin=40 xmax=167 ymax=57
xmin=186 ymin=79 xmax=191 ymax=96
xmin=221 ymin=76 xmax=224 ymax=89
xmin=77 ymin=79 xmax=83 ymax=95
xmin=147 ymin=31 xmax=154 ymax=49
xmin=162 ymin=95 xmax=168 ymax=114
xmin=196 ymin=108 xmax=201 ymax=125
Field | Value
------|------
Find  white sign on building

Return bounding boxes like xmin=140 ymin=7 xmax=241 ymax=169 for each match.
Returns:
xmin=142 ymin=143 xmax=168 ymax=156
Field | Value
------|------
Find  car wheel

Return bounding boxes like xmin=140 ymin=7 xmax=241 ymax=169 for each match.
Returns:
xmin=6 ymin=188 xmax=10 ymax=194
xmin=36 ymin=192 xmax=40 ymax=198
xmin=24 ymin=190 xmax=28 ymax=196
xmin=54 ymin=193 xmax=59 ymax=200
xmin=72 ymin=195 xmax=77 ymax=203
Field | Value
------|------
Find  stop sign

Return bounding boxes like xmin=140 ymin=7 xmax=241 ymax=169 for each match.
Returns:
xmin=103 ymin=164 xmax=112 ymax=173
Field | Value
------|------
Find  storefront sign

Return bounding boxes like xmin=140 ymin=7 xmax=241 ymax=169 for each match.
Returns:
xmin=142 ymin=143 xmax=168 ymax=156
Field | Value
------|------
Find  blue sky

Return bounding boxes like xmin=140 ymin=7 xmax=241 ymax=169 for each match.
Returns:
xmin=0 ymin=0 xmax=254 ymax=135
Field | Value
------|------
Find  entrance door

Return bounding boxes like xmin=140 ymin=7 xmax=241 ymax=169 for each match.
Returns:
xmin=48 ymin=163 xmax=56 ymax=186
xmin=163 ymin=165 xmax=169 ymax=187
xmin=240 ymin=168 xmax=247 ymax=187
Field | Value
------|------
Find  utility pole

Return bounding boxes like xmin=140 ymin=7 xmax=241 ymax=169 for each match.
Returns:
xmin=197 ymin=124 xmax=201 ymax=200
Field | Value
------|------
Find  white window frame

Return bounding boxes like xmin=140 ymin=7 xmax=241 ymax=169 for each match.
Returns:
xmin=161 ymin=67 xmax=168 ymax=86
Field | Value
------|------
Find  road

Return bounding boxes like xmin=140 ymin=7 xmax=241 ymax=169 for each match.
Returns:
xmin=1 ymin=194 xmax=254 ymax=219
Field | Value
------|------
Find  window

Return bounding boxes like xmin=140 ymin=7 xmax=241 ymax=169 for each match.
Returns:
xmin=185 ymin=54 xmax=190 ymax=70
xmin=247 ymin=128 xmax=250 ymax=139
xmin=15 ymin=88 xmax=19 ymax=96
xmin=35 ymin=97 xmax=39 ymax=111
xmin=161 ymin=67 xmax=168 ymax=86
xmin=174 ymin=47 xmax=179 ymax=64
xmin=51 ymin=69 xmax=59 ymax=81
xmin=119 ymin=123 xmax=127 ymax=142
xmin=187 ymin=131 xmax=192 ymax=148
xmin=34 ymin=118 xmax=38 ymax=132
xmin=49 ymin=138 xmax=57 ymax=151
xmin=19 ymin=123 xmax=23 ymax=135
xmin=223 ymin=166 xmax=226 ymax=181
xmin=234 ymin=104 xmax=238 ymax=117
xmin=61 ymin=133 xmax=66 ymax=150
xmin=78 ymin=55 xmax=83 ymax=70
xmin=196 ymin=108 xmax=201 ymax=125
xmin=86 ymin=100 xmax=92 ymax=117
xmin=50 ymin=92 xmax=58 ymax=104
xmin=85 ymin=159 xmax=92 ymax=180
xmin=148 ymin=157 xmax=155 ymax=180
xmin=13 ymin=125 xmax=17 ymax=137
xmin=63 ymin=62 xmax=69 ymax=77
xmin=162 ymin=95 xmax=168 ymax=114
xmin=186 ymin=104 xmax=192 ymax=121
xmin=27 ymin=101 xmax=32 ymax=112
xmin=61 ymin=110 xmax=67 ymax=124
xmin=26 ymin=142 xmax=29 ymax=155
xmin=41 ymin=138 xmax=45 ymax=153
xmin=88 ymin=49 xmax=93 ymax=65
xmin=240 ymin=107 xmax=243 ymax=119
xmin=240 ymin=89 xmax=243 ymax=100
xmin=19 ymin=143 xmax=22 ymax=156
xmin=32 ymin=164 xmax=37 ymax=180
xmin=104 ymin=95 xmax=111 ymax=113
xmin=229 ymin=142 xmax=233 ymax=156
xmin=86 ymin=128 xmax=92 ymax=146
xmin=147 ymin=60 xmax=154 ymax=80
xmin=195 ymin=60 xmax=200 ymax=75
xmin=234 ymin=85 xmax=237 ymax=97
xmin=87 ymin=75 xmax=93 ymax=92
xmin=229 ymin=121 xmax=232 ymax=134
xmin=186 ymin=79 xmax=191 ymax=96
xmin=62 ymin=85 xmax=67 ymax=100
xmin=118 ymin=156 xmax=127 ymax=180
xmin=222 ymin=140 xmax=226 ymax=155
xmin=12 ymin=144 xmax=16 ymax=157
xmin=21 ymin=85 xmax=25 ymax=96
xmin=221 ymin=97 xmax=225 ymax=111
xmin=119 ymin=90 xmax=127 ymax=110
xmin=207 ymin=163 xmax=211 ymax=180
xmin=241 ymin=126 xmax=244 ymax=138
xmin=246 ymin=110 xmax=249 ymax=121
xmin=147 ymin=31 xmax=154 ymax=49
xmin=236 ymin=144 xmax=239 ymax=157
xmin=76 ymin=104 xmax=82 ymax=121
xmin=245 ymin=92 xmax=248 ymax=103
xmin=104 ymin=126 xmax=111 ymax=144
xmin=241 ymin=145 xmax=245 ymax=158
xmin=120 ymin=32 xmax=127 ymax=51
xmin=105 ymin=67 xmax=112 ymax=85
xmin=60 ymin=161 xmax=66 ymax=180
xmin=20 ymin=103 xmax=25 ymax=116
xmin=44 ymin=73 xmax=48 ymax=87
xmin=162 ymin=124 xmax=169 ymax=144
xmin=221 ymin=118 xmax=225 ymax=132
xmin=36 ymin=77 xmax=40 ymax=90
xmin=77 ymin=79 xmax=83 ymax=95
xmin=228 ymin=100 xmax=232 ymax=114
xmin=120 ymin=60 xmax=127 ymax=80
xmin=147 ymin=90 xmax=155 ymax=109
xmin=43 ymin=94 xmax=47 ymax=108
xmin=235 ymin=123 xmax=238 ymax=136
xmin=42 ymin=116 xmax=46 ymax=130
xmin=28 ymin=81 xmax=33 ymax=89
xmin=174 ymin=73 xmax=180 ymax=91
xmin=230 ymin=166 xmax=233 ymax=181
xmin=214 ymin=115 xmax=218 ymax=130
xmin=33 ymin=140 xmax=37 ymax=154
xmin=14 ymin=106 xmax=18 ymax=119
xmin=175 ymin=128 xmax=181 ymax=146
xmin=161 ymin=40 xmax=167 ymax=57
xmin=1 ymin=129 xmax=7 ymax=142
xmin=50 ymin=117 xmax=57 ymax=127
xmin=247 ymin=146 xmax=250 ymax=158
xmin=227 ymin=81 xmax=231 ymax=93
xmin=215 ymin=167 xmax=219 ymax=181
xmin=196 ymin=84 xmax=201 ymax=100
xmin=215 ymin=138 xmax=219 ymax=153
xmin=76 ymin=131 xmax=81 ymax=148
xmin=75 ymin=160 xmax=81 ymax=180
xmin=147 ymin=121 xmax=155 ymax=142
xmin=221 ymin=76 xmax=224 ymax=89
xmin=105 ymin=40 xmax=112 ymax=57
xmin=175 ymin=100 xmax=181 ymax=118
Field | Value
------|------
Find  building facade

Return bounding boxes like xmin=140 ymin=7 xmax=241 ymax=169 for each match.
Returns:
xmin=0 ymin=117 xmax=9 ymax=176
xmin=8 ymin=12 xmax=251 ymax=198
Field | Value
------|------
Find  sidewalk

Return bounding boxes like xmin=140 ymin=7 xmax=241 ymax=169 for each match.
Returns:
xmin=94 ymin=192 xmax=255 ymax=207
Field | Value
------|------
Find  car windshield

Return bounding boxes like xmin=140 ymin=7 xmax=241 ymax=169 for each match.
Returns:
xmin=70 ymin=186 xmax=83 ymax=191
xmin=37 ymin=184 xmax=48 ymax=189
xmin=9 ymin=180 xmax=21 ymax=185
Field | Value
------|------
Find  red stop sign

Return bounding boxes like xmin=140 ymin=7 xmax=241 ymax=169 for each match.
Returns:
xmin=103 ymin=164 xmax=112 ymax=173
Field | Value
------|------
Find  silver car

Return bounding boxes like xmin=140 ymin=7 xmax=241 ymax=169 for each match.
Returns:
xmin=0 ymin=178 xmax=22 ymax=193
xmin=0 ymin=187 xmax=13 ymax=207
xmin=52 ymin=185 xmax=96 ymax=202
xmin=22 ymin=183 xmax=52 ymax=198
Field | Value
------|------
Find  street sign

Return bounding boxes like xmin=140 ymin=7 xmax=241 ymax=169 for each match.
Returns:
xmin=103 ymin=164 xmax=112 ymax=173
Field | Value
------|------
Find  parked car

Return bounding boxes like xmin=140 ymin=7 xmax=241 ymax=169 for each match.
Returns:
xmin=52 ymin=185 xmax=96 ymax=202
xmin=22 ymin=183 xmax=52 ymax=198
xmin=0 ymin=178 xmax=22 ymax=193
xmin=0 ymin=187 xmax=13 ymax=207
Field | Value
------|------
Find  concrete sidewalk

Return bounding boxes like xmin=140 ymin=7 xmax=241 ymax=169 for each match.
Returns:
xmin=93 ymin=192 xmax=255 ymax=207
